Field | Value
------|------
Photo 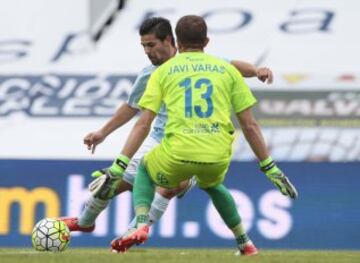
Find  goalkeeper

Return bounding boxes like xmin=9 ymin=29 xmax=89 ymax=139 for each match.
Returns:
xmin=61 ymin=17 xmax=274 ymax=234
xmin=92 ymin=15 xmax=298 ymax=255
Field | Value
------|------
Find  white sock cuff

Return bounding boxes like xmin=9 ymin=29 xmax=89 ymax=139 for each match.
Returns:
xmin=152 ymin=192 xmax=170 ymax=211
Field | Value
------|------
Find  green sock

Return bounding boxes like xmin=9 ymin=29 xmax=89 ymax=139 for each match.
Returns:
xmin=203 ymin=184 xmax=250 ymax=246
xmin=203 ymin=184 xmax=241 ymax=228
xmin=133 ymin=160 xmax=155 ymax=227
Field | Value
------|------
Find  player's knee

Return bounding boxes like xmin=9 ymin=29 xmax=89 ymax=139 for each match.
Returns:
xmin=156 ymin=180 xmax=191 ymax=199
xmin=156 ymin=187 xmax=175 ymax=199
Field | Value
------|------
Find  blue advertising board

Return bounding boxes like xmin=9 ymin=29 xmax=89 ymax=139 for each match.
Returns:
xmin=0 ymin=159 xmax=359 ymax=249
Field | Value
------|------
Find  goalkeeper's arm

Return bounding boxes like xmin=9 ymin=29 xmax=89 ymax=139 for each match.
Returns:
xmin=236 ymin=108 xmax=269 ymax=161
xmin=236 ymin=108 xmax=298 ymax=199
xmin=89 ymin=109 xmax=156 ymax=200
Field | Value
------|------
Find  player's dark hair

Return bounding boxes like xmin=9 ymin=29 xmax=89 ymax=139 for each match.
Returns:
xmin=175 ymin=15 xmax=207 ymax=49
xmin=139 ymin=17 xmax=175 ymax=46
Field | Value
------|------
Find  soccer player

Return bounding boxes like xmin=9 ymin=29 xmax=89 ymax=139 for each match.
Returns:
xmin=62 ymin=17 xmax=274 ymax=235
xmin=92 ymin=15 xmax=297 ymax=255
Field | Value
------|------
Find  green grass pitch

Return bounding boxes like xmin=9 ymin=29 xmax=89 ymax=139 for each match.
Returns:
xmin=1 ymin=248 xmax=360 ymax=263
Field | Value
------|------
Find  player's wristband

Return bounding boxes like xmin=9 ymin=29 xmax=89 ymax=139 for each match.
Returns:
xmin=259 ymin=156 xmax=276 ymax=173
xmin=259 ymin=156 xmax=275 ymax=173
xmin=109 ymin=154 xmax=130 ymax=177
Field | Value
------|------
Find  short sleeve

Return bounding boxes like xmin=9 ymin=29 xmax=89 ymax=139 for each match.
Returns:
xmin=138 ymin=68 xmax=163 ymax=114
xmin=127 ymin=67 xmax=152 ymax=109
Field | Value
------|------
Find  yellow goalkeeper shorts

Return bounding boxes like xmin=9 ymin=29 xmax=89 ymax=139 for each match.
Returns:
xmin=143 ymin=144 xmax=229 ymax=189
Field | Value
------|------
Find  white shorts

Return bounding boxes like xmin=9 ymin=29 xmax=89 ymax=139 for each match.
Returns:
xmin=122 ymin=136 xmax=159 ymax=185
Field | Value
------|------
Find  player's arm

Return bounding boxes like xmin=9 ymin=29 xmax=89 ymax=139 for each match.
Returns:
xmin=120 ymin=68 xmax=163 ymax=158
xmin=236 ymin=108 xmax=298 ymax=199
xmin=236 ymin=108 xmax=269 ymax=161
xmin=88 ymin=109 xmax=155 ymax=200
xmin=230 ymin=60 xmax=273 ymax=84
xmin=89 ymin=69 xmax=162 ymax=200
xmin=84 ymin=68 xmax=151 ymax=153
xmin=121 ymin=109 xmax=156 ymax=158
xmin=99 ymin=103 xmax=139 ymax=136
xmin=84 ymin=103 xmax=139 ymax=154
xmin=231 ymin=69 xmax=297 ymax=199
xmin=89 ymin=109 xmax=156 ymax=200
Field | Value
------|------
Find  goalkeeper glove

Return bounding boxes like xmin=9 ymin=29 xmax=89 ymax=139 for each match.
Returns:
xmin=91 ymin=168 xmax=107 ymax=178
xmin=88 ymin=154 xmax=130 ymax=200
xmin=260 ymin=157 xmax=298 ymax=199
xmin=91 ymin=156 xmax=128 ymax=178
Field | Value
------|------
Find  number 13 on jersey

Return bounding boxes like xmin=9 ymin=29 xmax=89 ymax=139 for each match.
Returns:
xmin=179 ymin=77 xmax=214 ymax=118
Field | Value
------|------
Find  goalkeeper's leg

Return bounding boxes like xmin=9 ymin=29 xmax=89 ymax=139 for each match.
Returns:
xmin=203 ymin=184 xmax=258 ymax=256
xmin=125 ymin=137 xmax=196 ymax=227
xmin=111 ymin=161 xmax=154 ymax=252
xmin=66 ymin=136 xmax=157 ymax=231
xmin=67 ymin=165 xmax=181 ymax=232
xmin=66 ymin=134 xmax=196 ymax=232
xmin=79 ymin=173 xmax=188 ymax=232
xmin=64 ymin=178 xmax=198 ymax=233
xmin=124 ymin=178 xmax=195 ymax=231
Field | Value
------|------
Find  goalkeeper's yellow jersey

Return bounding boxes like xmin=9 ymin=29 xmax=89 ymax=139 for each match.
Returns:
xmin=138 ymin=52 xmax=256 ymax=162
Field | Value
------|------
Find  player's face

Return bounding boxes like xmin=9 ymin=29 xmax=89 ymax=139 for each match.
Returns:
xmin=141 ymin=34 xmax=174 ymax=66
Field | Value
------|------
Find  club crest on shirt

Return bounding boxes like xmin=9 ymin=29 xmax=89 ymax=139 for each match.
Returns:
xmin=156 ymin=172 xmax=169 ymax=185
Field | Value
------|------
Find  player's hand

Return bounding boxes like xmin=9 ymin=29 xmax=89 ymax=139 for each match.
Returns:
xmin=89 ymin=172 xmax=122 ymax=200
xmin=83 ymin=130 xmax=106 ymax=154
xmin=256 ymin=67 xmax=273 ymax=84
xmin=260 ymin=157 xmax=298 ymax=199
xmin=88 ymin=155 xmax=130 ymax=200
xmin=265 ymin=170 xmax=298 ymax=199
xmin=91 ymin=168 xmax=108 ymax=178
